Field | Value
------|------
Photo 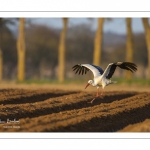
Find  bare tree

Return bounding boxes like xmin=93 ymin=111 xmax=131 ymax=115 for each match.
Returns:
xmin=142 ymin=18 xmax=150 ymax=78
xmin=17 ymin=18 xmax=26 ymax=81
xmin=0 ymin=19 xmax=2 ymax=81
xmin=0 ymin=18 xmax=16 ymax=81
xmin=58 ymin=18 xmax=68 ymax=82
xmin=93 ymin=18 xmax=104 ymax=66
xmin=125 ymin=18 xmax=134 ymax=79
xmin=0 ymin=50 xmax=2 ymax=81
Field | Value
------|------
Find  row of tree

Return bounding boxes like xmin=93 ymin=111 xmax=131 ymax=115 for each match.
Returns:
xmin=93 ymin=18 xmax=150 ymax=80
xmin=58 ymin=18 xmax=150 ymax=81
xmin=0 ymin=18 xmax=150 ymax=82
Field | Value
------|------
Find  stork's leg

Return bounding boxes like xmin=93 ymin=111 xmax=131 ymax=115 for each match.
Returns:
xmin=96 ymin=88 xmax=99 ymax=97
xmin=89 ymin=88 xmax=105 ymax=104
xmin=89 ymin=97 xmax=96 ymax=104
xmin=100 ymin=89 xmax=104 ymax=96
xmin=89 ymin=88 xmax=100 ymax=104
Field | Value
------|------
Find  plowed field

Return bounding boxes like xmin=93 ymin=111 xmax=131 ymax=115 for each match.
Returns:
xmin=0 ymin=87 xmax=150 ymax=132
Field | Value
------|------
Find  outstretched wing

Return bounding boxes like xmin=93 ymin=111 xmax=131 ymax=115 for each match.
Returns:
xmin=102 ymin=62 xmax=137 ymax=79
xmin=72 ymin=64 xmax=104 ymax=77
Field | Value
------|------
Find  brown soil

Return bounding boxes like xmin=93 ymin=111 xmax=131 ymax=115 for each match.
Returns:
xmin=118 ymin=119 xmax=150 ymax=132
xmin=0 ymin=86 xmax=150 ymax=132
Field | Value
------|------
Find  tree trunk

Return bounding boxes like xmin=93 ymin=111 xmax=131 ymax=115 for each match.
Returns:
xmin=125 ymin=18 xmax=133 ymax=79
xmin=0 ymin=49 xmax=2 ymax=81
xmin=142 ymin=18 xmax=150 ymax=78
xmin=93 ymin=18 xmax=104 ymax=66
xmin=58 ymin=18 xmax=68 ymax=82
xmin=17 ymin=18 xmax=26 ymax=82
xmin=0 ymin=20 xmax=3 ymax=81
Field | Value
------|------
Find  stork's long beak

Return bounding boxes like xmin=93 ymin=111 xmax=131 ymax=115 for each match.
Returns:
xmin=85 ymin=83 xmax=90 ymax=89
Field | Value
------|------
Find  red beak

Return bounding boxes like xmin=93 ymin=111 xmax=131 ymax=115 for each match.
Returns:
xmin=85 ymin=83 xmax=90 ymax=89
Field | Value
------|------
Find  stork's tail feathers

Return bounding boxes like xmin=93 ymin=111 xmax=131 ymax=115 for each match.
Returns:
xmin=110 ymin=81 xmax=117 ymax=84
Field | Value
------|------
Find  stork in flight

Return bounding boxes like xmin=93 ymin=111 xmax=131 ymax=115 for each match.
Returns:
xmin=72 ymin=62 xmax=137 ymax=103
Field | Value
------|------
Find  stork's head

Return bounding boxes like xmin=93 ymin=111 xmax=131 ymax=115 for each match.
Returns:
xmin=85 ymin=80 xmax=94 ymax=89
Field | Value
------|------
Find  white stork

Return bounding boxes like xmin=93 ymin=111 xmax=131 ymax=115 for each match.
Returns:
xmin=72 ymin=62 xmax=137 ymax=103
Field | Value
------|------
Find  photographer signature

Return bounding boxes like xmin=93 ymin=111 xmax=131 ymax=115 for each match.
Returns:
xmin=0 ymin=119 xmax=20 ymax=124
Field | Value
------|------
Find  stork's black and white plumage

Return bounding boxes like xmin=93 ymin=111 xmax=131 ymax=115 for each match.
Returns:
xmin=72 ymin=62 xmax=137 ymax=103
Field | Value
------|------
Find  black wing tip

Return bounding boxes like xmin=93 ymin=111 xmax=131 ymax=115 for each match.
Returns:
xmin=124 ymin=62 xmax=137 ymax=67
xmin=72 ymin=64 xmax=81 ymax=69
xmin=72 ymin=64 xmax=89 ymax=75
xmin=125 ymin=62 xmax=137 ymax=70
xmin=117 ymin=62 xmax=137 ymax=72
xmin=116 ymin=61 xmax=137 ymax=66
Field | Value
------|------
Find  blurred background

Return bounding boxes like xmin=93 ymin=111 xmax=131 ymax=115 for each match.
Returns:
xmin=0 ymin=18 xmax=150 ymax=85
